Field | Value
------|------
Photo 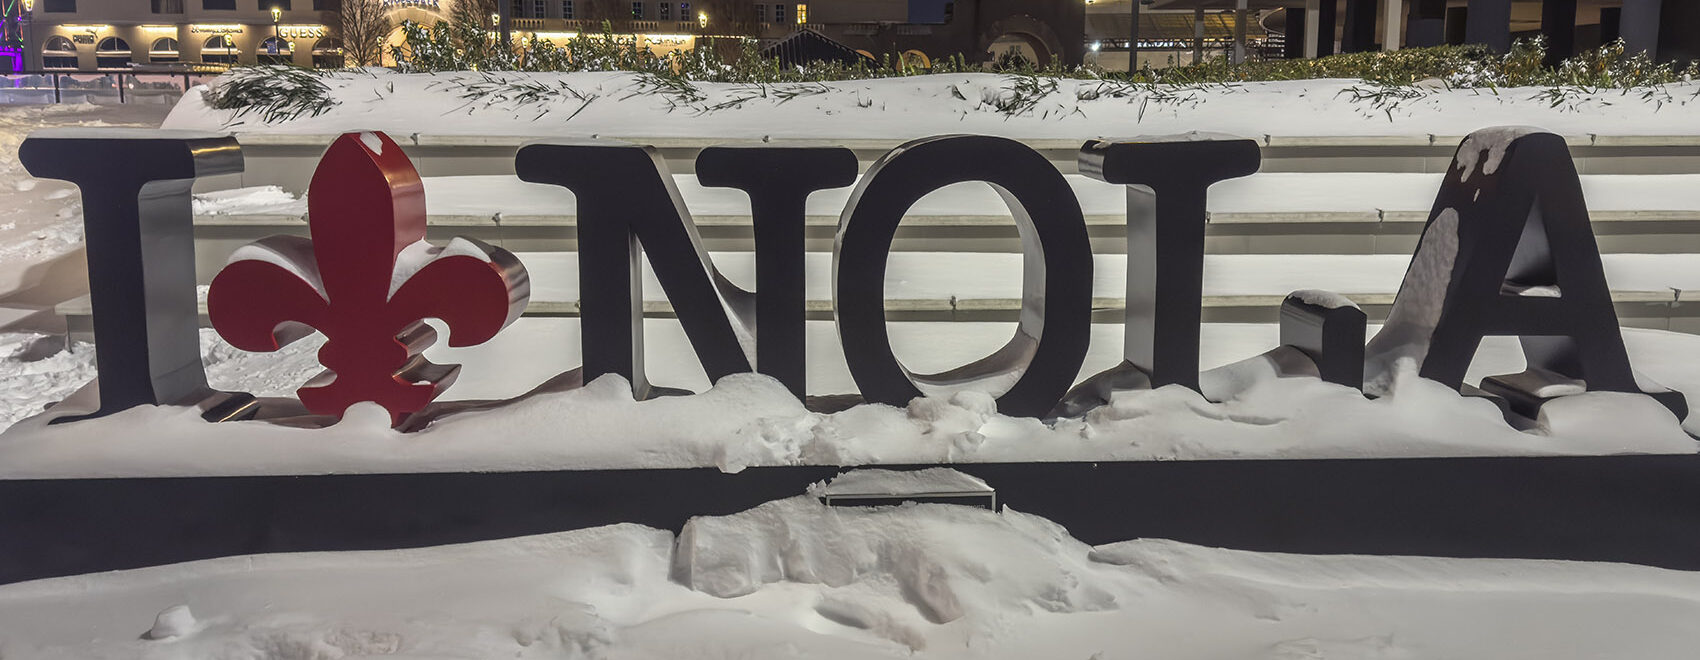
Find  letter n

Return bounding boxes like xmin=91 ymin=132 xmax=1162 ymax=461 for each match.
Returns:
xmin=515 ymin=140 xmax=853 ymax=399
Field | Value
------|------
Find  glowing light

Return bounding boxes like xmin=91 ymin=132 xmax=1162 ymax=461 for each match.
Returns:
xmin=697 ymin=11 xmax=707 ymax=27
xmin=532 ymin=31 xmax=693 ymax=45
xmin=270 ymin=6 xmax=281 ymax=22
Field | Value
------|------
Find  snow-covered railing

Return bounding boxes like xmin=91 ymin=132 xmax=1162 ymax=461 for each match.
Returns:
xmin=202 ymin=132 xmax=1700 ymax=194
xmin=51 ymin=252 xmax=1697 ymax=325
xmin=186 ymin=170 xmax=1700 ymax=257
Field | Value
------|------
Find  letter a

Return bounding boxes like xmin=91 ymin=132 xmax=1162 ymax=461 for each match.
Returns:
xmin=1366 ymin=128 xmax=1685 ymax=421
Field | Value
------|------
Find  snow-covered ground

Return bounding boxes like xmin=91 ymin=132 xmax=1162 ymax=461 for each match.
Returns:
xmin=4 ymin=480 xmax=1700 ymax=659
xmin=8 ymin=78 xmax=1700 ymax=659
xmin=163 ymin=71 xmax=1700 ymax=139
xmin=1 ymin=318 xmax=1694 ymax=478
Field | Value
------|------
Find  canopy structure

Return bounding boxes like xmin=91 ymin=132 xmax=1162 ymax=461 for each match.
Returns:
xmin=761 ymin=28 xmax=874 ymax=68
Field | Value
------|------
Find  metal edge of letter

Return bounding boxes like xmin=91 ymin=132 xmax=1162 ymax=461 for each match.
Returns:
xmin=695 ymin=145 xmax=858 ymax=400
xmin=1057 ymin=136 xmax=1261 ymax=414
xmin=18 ymin=128 xmax=256 ymax=423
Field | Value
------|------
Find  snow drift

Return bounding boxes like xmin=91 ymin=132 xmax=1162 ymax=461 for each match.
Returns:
xmin=5 ymin=478 xmax=1700 ymax=659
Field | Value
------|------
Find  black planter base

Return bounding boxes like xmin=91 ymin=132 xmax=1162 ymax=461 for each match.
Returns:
xmin=5 ymin=454 xmax=1700 ymax=585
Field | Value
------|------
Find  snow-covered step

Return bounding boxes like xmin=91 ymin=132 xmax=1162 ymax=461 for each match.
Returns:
xmin=190 ymin=173 xmax=1700 ymax=263
xmin=513 ymin=251 xmax=1699 ymax=308
xmin=55 ymin=252 xmax=1700 ymax=330
xmin=194 ymin=172 xmax=1700 ymax=224
xmin=215 ymin=130 xmax=1700 ymax=198
xmin=386 ymin=319 xmax=1700 ymax=401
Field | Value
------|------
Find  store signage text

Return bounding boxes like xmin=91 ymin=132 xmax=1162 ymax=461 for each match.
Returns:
xmin=278 ymin=25 xmax=328 ymax=39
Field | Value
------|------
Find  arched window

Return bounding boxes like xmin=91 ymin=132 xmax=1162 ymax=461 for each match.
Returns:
xmin=42 ymin=35 xmax=78 ymax=70
xmin=201 ymin=34 xmax=238 ymax=65
xmin=311 ymin=37 xmax=343 ymax=69
xmin=95 ymin=36 xmax=132 ymax=69
xmin=149 ymin=37 xmax=180 ymax=63
xmin=258 ymin=36 xmax=292 ymax=65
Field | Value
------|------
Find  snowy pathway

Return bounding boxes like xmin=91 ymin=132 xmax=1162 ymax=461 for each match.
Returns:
xmin=6 ymin=495 xmax=1700 ymax=659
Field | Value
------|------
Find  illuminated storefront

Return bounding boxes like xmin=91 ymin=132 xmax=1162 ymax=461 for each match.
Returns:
xmin=16 ymin=0 xmax=339 ymax=70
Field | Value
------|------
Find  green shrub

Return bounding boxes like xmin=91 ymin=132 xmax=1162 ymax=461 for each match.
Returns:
xmin=209 ymin=18 xmax=1700 ymax=124
xmin=203 ymin=65 xmax=337 ymax=125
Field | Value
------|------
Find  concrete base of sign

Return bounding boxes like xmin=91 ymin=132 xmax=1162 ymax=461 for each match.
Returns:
xmin=8 ymin=454 xmax=1700 ymax=585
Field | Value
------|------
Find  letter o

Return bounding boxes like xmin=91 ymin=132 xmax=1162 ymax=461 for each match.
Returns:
xmin=834 ymin=135 xmax=1093 ymax=418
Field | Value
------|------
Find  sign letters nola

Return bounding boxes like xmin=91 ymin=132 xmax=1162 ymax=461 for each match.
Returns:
xmin=17 ymin=127 xmax=1687 ymax=431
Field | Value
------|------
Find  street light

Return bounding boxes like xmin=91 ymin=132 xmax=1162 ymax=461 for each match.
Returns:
xmin=697 ymin=11 xmax=708 ymax=28
xmin=270 ymin=6 xmax=281 ymax=63
xmin=20 ymin=0 xmax=34 ymax=71
xmin=1131 ymin=0 xmax=1146 ymax=73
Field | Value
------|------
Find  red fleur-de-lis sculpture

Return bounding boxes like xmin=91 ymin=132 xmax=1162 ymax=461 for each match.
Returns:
xmin=208 ymin=131 xmax=529 ymax=427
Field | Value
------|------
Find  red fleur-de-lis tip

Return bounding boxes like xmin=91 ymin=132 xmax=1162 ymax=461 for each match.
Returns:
xmin=208 ymin=131 xmax=530 ymax=427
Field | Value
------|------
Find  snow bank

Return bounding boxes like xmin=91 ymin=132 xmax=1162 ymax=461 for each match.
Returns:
xmin=162 ymin=71 xmax=1700 ymax=139
xmin=0 ymin=322 xmax=1693 ymax=479
xmin=672 ymin=497 xmax=1117 ymax=649
xmin=7 ymin=488 xmax=1700 ymax=659
xmin=191 ymin=185 xmax=303 ymax=217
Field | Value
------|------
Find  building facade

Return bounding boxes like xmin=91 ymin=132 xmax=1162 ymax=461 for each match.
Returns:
xmin=8 ymin=0 xmax=1088 ymax=72
xmin=7 ymin=0 xmax=1696 ymax=74
xmin=1114 ymin=0 xmax=1694 ymax=69
xmin=506 ymin=0 xmax=1085 ymax=68
xmin=14 ymin=0 xmax=342 ymax=71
